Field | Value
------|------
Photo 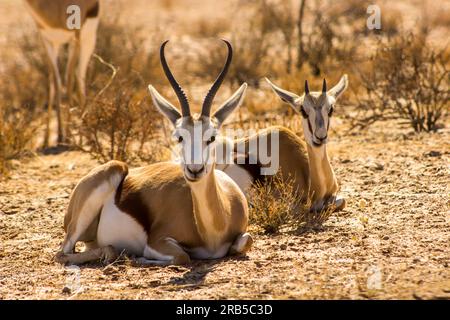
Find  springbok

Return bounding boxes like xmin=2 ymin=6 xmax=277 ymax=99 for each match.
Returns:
xmin=56 ymin=40 xmax=252 ymax=266
xmin=217 ymin=75 xmax=348 ymax=212
xmin=25 ymin=0 xmax=100 ymax=146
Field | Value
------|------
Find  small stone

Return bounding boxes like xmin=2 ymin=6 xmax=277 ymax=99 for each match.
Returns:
xmin=382 ymin=235 xmax=389 ymax=240
xmin=62 ymin=286 xmax=71 ymax=294
xmin=280 ymin=244 xmax=287 ymax=250
xmin=425 ymin=151 xmax=441 ymax=157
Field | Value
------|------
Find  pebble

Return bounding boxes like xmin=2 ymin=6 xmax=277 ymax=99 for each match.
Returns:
xmin=62 ymin=286 xmax=71 ymax=294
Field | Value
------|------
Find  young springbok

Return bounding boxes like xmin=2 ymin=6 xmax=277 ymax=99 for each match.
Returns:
xmin=25 ymin=0 xmax=100 ymax=146
xmin=217 ymin=75 xmax=348 ymax=212
xmin=56 ymin=40 xmax=252 ymax=266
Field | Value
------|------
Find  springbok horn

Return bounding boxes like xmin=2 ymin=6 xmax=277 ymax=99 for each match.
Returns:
xmin=160 ymin=40 xmax=190 ymax=117
xmin=322 ymin=79 xmax=327 ymax=93
xmin=305 ymin=80 xmax=310 ymax=95
xmin=201 ymin=39 xmax=233 ymax=117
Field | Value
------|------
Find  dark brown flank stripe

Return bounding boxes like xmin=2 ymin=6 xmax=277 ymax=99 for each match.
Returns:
xmin=234 ymin=154 xmax=265 ymax=185
xmin=114 ymin=177 xmax=153 ymax=233
xmin=86 ymin=2 xmax=100 ymax=18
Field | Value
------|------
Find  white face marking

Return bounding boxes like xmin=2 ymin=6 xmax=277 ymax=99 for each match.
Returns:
xmin=300 ymin=94 xmax=333 ymax=147
xmin=174 ymin=116 xmax=218 ymax=182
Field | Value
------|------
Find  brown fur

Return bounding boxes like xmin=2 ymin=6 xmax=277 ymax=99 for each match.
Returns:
xmin=25 ymin=0 xmax=99 ymax=30
xmin=233 ymin=126 xmax=310 ymax=203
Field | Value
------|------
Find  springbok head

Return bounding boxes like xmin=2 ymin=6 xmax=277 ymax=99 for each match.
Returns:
xmin=148 ymin=40 xmax=247 ymax=182
xmin=266 ymin=75 xmax=348 ymax=147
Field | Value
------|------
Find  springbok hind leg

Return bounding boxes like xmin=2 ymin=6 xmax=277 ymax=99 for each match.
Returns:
xmin=229 ymin=233 xmax=253 ymax=256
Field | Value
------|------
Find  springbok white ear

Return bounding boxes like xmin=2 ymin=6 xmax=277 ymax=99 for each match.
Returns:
xmin=148 ymin=85 xmax=182 ymax=125
xmin=328 ymin=74 xmax=348 ymax=100
xmin=213 ymin=83 xmax=247 ymax=127
xmin=265 ymin=78 xmax=303 ymax=110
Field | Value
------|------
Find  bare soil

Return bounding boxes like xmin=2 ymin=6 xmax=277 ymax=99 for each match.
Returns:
xmin=1 ymin=120 xmax=449 ymax=300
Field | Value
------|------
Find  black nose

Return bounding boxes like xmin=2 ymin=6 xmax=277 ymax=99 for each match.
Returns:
xmin=187 ymin=166 xmax=205 ymax=175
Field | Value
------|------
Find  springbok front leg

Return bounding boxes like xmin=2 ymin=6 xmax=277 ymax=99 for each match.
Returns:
xmin=76 ymin=17 xmax=99 ymax=109
xmin=55 ymin=245 xmax=118 ymax=265
xmin=43 ymin=38 xmax=64 ymax=145
xmin=228 ymin=233 xmax=253 ymax=256
xmin=65 ymin=37 xmax=80 ymax=108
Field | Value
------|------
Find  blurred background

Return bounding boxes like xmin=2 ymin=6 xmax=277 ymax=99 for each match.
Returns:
xmin=0 ymin=0 xmax=449 ymax=172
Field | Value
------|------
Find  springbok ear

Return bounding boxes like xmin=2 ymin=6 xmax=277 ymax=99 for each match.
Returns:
xmin=265 ymin=78 xmax=302 ymax=110
xmin=328 ymin=74 xmax=348 ymax=100
xmin=213 ymin=83 xmax=247 ymax=127
xmin=148 ymin=85 xmax=182 ymax=125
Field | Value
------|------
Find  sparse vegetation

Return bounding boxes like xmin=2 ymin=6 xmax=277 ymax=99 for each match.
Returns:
xmin=353 ymin=31 xmax=449 ymax=132
xmin=248 ymin=171 xmax=333 ymax=234
xmin=1 ymin=0 xmax=449 ymax=300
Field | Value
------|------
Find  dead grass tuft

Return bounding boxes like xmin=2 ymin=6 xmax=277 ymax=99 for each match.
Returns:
xmin=248 ymin=171 xmax=334 ymax=234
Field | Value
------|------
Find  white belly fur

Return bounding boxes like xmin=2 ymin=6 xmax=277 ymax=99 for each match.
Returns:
xmin=97 ymin=192 xmax=147 ymax=256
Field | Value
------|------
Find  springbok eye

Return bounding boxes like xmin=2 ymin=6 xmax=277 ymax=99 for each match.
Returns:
xmin=206 ymin=136 xmax=216 ymax=145
xmin=328 ymin=106 xmax=334 ymax=117
xmin=178 ymin=136 xmax=183 ymax=143
xmin=300 ymin=106 xmax=308 ymax=119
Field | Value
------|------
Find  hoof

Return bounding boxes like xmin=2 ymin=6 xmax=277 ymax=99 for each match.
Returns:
xmin=229 ymin=233 xmax=253 ymax=255
xmin=54 ymin=251 xmax=69 ymax=264
xmin=334 ymin=198 xmax=346 ymax=212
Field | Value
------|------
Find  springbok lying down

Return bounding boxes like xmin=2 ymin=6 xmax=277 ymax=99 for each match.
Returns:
xmin=56 ymin=40 xmax=252 ymax=265
xmin=216 ymin=75 xmax=349 ymax=213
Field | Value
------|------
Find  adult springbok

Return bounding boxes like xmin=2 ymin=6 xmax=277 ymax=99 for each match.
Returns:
xmin=217 ymin=75 xmax=348 ymax=212
xmin=56 ymin=40 xmax=252 ymax=266
xmin=25 ymin=0 xmax=100 ymax=146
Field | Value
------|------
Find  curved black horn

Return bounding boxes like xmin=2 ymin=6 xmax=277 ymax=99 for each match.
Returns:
xmin=160 ymin=40 xmax=190 ymax=116
xmin=201 ymin=39 xmax=233 ymax=117
xmin=305 ymin=80 xmax=310 ymax=95
xmin=322 ymin=79 xmax=327 ymax=93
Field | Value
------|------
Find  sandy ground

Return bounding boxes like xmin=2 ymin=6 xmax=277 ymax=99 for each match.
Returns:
xmin=1 ymin=119 xmax=449 ymax=300
xmin=0 ymin=0 xmax=449 ymax=300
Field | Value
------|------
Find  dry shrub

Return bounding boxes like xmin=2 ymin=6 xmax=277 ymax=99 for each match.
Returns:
xmin=76 ymin=73 xmax=168 ymax=164
xmin=88 ymin=15 xmax=166 ymax=95
xmin=0 ymin=27 xmax=47 ymax=174
xmin=0 ymin=106 xmax=39 ymax=176
xmin=193 ymin=1 xmax=277 ymax=87
xmin=249 ymin=172 xmax=301 ymax=234
xmin=187 ymin=16 xmax=231 ymax=39
xmin=248 ymin=171 xmax=333 ymax=234
xmin=71 ymin=15 xmax=171 ymax=164
xmin=353 ymin=31 xmax=449 ymax=132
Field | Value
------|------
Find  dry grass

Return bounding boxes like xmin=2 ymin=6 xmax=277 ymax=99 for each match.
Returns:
xmin=0 ymin=0 xmax=449 ymax=300
xmin=248 ymin=171 xmax=334 ymax=234
xmin=248 ymin=172 xmax=302 ymax=234
xmin=0 ymin=28 xmax=47 ymax=175
xmin=352 ymin=31 xmax=450 ymax=132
